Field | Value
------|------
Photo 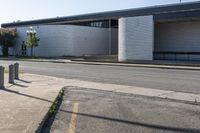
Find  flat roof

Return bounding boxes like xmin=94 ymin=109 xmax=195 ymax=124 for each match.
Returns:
xmin=2 ymin=1 xmax=200 ymax=27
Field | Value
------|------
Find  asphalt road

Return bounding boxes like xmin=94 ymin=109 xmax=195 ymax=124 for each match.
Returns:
xmin=1 ymin=60 xmax=200 ymax=94
xmin=42 ymin=87 xmax=200 ymax=133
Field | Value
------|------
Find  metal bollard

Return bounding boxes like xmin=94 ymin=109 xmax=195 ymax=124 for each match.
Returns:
xmin=14 ymin=63 xmax=19 ymax=79
xmin=9 ymin=65 xmax=14 ymax=84
xmin=0 ymin=66 xmax=4 ymax=88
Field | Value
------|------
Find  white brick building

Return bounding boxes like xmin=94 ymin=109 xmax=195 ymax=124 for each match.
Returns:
xmin=2 ymin=1 xmax=200 ymax=61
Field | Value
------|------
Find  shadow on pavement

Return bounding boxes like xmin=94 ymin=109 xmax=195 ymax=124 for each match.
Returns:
xmin=12 ymin=82 xmax=28 ymax=88
xmin=41 ymin=95 xmax=64 ymax=133
xmin=60 ymin=109 xmax=200 ymax=133
xmin=17 ymin=79 xmax=32 ymax=83
xmin=0 ymin=88 xmax=53 ymax=103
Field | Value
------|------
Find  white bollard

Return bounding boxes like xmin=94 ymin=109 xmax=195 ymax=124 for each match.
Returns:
xmin=0 ymin=66 xmax=4 ymax=88
xmin=9 ymin=65 xmax=14 ymax=84
xmin=14 ymin=63 xmax=19 ymax=79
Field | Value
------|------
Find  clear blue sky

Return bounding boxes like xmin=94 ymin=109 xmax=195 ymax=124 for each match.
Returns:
xmin=0 ymin=0 xmax=199 ymax=26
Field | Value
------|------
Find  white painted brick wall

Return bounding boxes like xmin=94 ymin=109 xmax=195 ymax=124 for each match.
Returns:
xmin=118 ymin=15 xmax=154 ymax=61
xmin=16 ymin=25 xmax=118 ymax=57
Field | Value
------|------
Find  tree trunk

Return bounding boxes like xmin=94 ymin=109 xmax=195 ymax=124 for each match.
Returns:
xmin=31 ymin=47 xmax=33 ymax=57
xmin=2 ymin=45 xmax=9 ymax=57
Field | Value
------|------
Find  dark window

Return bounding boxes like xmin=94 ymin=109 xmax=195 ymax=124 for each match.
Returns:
xmin=63 ymin=20 xmax=118 ymax=28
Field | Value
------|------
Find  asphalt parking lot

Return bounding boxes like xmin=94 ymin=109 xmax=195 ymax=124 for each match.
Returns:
xmin=42 ymin=87 xmax=200 ymax=133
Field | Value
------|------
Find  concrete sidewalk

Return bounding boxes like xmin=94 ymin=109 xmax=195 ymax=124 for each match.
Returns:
xmin=0 ymin=73 xmax=199 ymax=133
xmin=0 ymin=74 xmax=66 ymax=133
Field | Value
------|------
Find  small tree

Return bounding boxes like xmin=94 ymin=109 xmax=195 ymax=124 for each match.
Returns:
xmin=0 ymin=28 xmax=17 ymax=56
xmin=26 ymin=27 xmax=40 ymax=57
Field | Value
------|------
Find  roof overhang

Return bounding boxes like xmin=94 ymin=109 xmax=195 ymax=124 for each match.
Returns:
xmin=2 ymin=1 xmax=200 ymax=27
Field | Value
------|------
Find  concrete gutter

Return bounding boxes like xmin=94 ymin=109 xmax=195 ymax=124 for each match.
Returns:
xmin=1 ymin=57 xmax=200 ymax=71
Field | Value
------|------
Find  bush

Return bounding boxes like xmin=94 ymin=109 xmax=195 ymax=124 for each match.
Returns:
xmin=0 ymin=28 xmax=17 ymax=56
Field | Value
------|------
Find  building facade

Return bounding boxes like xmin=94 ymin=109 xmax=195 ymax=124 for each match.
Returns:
xmin=2 ymin=1 xmax=200 ymax=61
xmin=15 ymin=25 xmax=118 ymax=57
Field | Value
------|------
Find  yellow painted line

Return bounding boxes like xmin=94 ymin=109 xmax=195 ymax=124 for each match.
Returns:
xmin=67 ymin=103 xmax=79 ymax=133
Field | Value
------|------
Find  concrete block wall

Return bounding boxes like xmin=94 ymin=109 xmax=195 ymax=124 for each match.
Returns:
xmin=16 ymin=25 xmax=118 ymax=57
xmin=118 ymin=15 xmax=154 ymax=61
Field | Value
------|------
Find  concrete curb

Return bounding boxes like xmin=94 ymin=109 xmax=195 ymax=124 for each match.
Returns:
xmin=0 ymin=58 xmax=70 ymax=64
xmin=36 ymin=88 xmax=64 ymax=133
xmin=70 ymin=60 xmax=200 ymax=71
xmin=1 ymin=58 xmax=200 ymax=71
xmin=30 ymin=73 xmax=200 ymax=104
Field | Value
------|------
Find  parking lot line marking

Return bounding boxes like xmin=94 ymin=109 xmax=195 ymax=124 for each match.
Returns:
xmin=67 ymin=103 xmax=79 ymax=133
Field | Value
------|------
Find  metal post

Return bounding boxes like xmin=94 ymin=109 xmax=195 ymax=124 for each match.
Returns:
xmin=108 ymin=19 xmax=112 ymax=55
xmin=9 ymin=65 xmax=14 ymax=84
xmin=14 ymin=63 xmax=19 ymax=79
xmin=0 ymin=66 xmax=4 ymax=88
